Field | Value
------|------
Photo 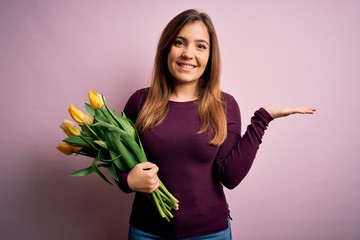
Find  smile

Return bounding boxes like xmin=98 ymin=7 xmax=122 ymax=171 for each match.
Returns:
xmin=177 ymin=62 xmax=196 ymax=69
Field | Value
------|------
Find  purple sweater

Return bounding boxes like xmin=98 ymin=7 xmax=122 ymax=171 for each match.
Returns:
xmin=116 ymin=88 xmax=273 ymax=238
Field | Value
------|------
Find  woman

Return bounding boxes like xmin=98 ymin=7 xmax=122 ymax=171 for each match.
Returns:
xmin=116 ymin=9 xmax=315 ymax=240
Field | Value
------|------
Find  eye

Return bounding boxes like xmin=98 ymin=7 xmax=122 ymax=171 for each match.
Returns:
xmin=174 ymin=39 xmax=185 ymax=47
xmin=198 ymin=44 xmax=207 ymax=50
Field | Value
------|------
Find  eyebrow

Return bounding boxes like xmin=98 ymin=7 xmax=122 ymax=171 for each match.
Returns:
xmin=177 ymin=36 xmax=209 ymax=46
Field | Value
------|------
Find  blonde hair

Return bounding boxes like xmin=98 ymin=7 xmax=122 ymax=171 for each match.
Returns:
xmin=136 ymin=9 xmax=227 ymax=145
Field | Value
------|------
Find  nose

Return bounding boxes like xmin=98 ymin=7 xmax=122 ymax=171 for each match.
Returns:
xmin=181 ymin=45 xmax=194 ymax=59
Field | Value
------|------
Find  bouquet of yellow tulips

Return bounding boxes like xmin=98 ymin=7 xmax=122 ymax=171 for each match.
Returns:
xmin=56 ymin=90 xmax=179 ymax=222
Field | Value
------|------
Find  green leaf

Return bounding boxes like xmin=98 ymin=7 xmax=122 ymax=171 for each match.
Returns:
xmin=63 ymin=136 xmax=93 ymax=148
xmin=95 ymin=109 xmax=108 ymax=123
xmin=80 ymin=124 xmax=89 ymax=132
xmin=85 ymin=103 xmax=95 ymax=116
xmin=108 ymin=147 xmax=128 ymax=172
xmin=95 ymin=149 xmax=119 ymax=163
xmin=107 ymin=162 xmax=119 ymax=181
xmin=93 ymin=125 xmax=107 ymax=140
xmin=94 ymin=140 xmax=107 ymax=149
xmin=114 ymin=157 xmax=128 ymax=172
xmin=106 ymin=130 xmax=138 ymax=168
xmin=79 ymin=124 xmax=97 ymax=138
xmin=119 ymin=131 xmax=145 ymax=163
xmin=114 ymin=115 xmax=137 ymax=140
xmin=79 ymin=122 xmax=105 ymax=141
xmin=70 ymin=166 xmax=94 ymax=176
xmin=91 ymin=160 xmax=113 ymax=185
xmin=80 ymin=131 xmax=93 ymax=137
xmin=77 ymin=147 xmax=97 ymax=156
xmin=102 ymin=98 xmax=125 ymax=129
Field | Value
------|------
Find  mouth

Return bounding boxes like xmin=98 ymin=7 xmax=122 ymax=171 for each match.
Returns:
xmin=177 ymin=62 xmax=196 ymax=70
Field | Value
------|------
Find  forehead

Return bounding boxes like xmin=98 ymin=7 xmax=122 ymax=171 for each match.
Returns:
xmin=177 ymin=21 xmax=210 ymax=42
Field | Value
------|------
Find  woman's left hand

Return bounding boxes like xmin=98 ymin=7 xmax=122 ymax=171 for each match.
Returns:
xmin=264 ymin=106 xmax=316 ymax=119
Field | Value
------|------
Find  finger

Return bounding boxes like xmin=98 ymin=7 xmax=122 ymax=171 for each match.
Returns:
xmin=138 ymin=162 xmax=157 ymax=170
xmin=298 ymin=107 xmax=316 ymax=114
xmin=146 ymin=166 xmax=159 ymax=177
xmin=154 ymin=177 xmax=160 ymax=190
xmin=150 ymin=176 xmax=160 ymax=192
xmin=306 ymin=108 xmax=316 ymax=113
xmin=290 ymin=107 xmax=316 ymax=114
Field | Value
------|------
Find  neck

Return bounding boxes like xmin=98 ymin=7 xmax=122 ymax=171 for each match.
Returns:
xmin=169 ymin=82 xmax=198 ymax=102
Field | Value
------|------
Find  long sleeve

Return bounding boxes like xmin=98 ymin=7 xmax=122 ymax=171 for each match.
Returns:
xmin=215 ymin=95 xmax=273 ymax=189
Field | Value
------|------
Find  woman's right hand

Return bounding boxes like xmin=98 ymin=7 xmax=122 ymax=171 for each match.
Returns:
xmin=127 ymin=162 xmax=160 ymax=193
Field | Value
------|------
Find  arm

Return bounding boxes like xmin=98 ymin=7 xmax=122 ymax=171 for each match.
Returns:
xmin=215 ymin=96 xmax=316 ymax=189
xmin=215 ymin=102 xmax=272 ymax=189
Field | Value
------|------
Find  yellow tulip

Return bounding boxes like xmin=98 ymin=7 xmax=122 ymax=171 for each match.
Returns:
xmin=68 ymin=104 xmax=94 ymax=125
xmin=60 ymin=119 xmax=81 ymax=137
xmin=84 ymin=114 xmax=94 ymax=125
xmin=68 ymin=104 xmax=85 ymax=123
xmin=56 ymin=143 xmax=82 ymax=155
xmin=88 ymin=90 xmax=104 ymax=109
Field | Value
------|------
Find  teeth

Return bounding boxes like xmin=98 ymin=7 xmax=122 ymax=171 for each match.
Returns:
xmin=179 ymin=63 xmax=194 ymax=69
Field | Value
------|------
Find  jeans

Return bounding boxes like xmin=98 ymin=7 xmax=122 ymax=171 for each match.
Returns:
xmin=128 ymin=218 xmax=232 ymax=240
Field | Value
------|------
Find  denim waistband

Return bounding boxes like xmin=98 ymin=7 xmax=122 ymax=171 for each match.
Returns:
xmin=128 ymin=217 xmax=232 ymax=240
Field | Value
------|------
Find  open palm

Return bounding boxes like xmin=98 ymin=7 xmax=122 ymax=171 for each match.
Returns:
xmin=264 ymin=106 xmax=316 ymax=119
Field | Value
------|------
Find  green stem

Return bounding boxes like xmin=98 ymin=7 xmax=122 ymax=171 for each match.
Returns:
xmin=155 ymin=190 xmax=172 ymax=222
xmin=84 ymin=122 xmax=102 ymax=141
xmin=100 ymin=108 xmax=116 ymax=125
xmin=163 ymin=207 xmax=173 ymax=219
xmin=95 ymin=150 xmax=121 ymax=163
xmin=102 ymin=99 xmax=123 ymax=128
xmin=80 ymin=136 xmax=100 ymax=152
xmin=159 ymin=181 xmax=179 ymax=207
xmin=75 ymin=151 xmax=90 ymax=157
xmin=158 ymin=190 xmax=177 ymax=210
xmin=151 ymin=192 xmax=166 ymax=219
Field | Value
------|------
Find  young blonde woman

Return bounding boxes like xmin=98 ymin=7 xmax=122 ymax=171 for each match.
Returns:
xmin=116 ymin=9 xmax=316 ymax=240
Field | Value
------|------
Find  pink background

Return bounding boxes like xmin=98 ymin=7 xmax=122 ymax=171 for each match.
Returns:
xmin=1 ymin=0 xmax=359 ymax=239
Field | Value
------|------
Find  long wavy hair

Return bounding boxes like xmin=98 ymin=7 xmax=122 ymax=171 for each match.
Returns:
xmin=135 ymin=9 xmax=227 ymax=145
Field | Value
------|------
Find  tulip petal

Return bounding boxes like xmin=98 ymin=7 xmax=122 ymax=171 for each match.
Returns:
xmin=56 ymin=143 xmax=80 ymax=155
xmin=88 ymin=90 xmax=104 ymax=109
xmin=68 ymin=104 xmax=86 ymax=124
xmin=56 ymin=143 xmax=74 ymax=155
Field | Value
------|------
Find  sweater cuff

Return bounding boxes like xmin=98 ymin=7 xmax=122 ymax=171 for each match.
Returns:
xmin=115 ymin=172 xmax=133 ymax=193
xmin=258 ymin=107 xmax=274 ymax=124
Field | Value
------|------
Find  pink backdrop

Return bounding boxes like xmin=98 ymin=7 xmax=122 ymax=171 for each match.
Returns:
xmin=1 ymin=1 xmax=359 ymax=239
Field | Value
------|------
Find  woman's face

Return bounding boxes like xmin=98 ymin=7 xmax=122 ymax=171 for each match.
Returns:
xmin=167 ymin=21 xmax=210 ymax=85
